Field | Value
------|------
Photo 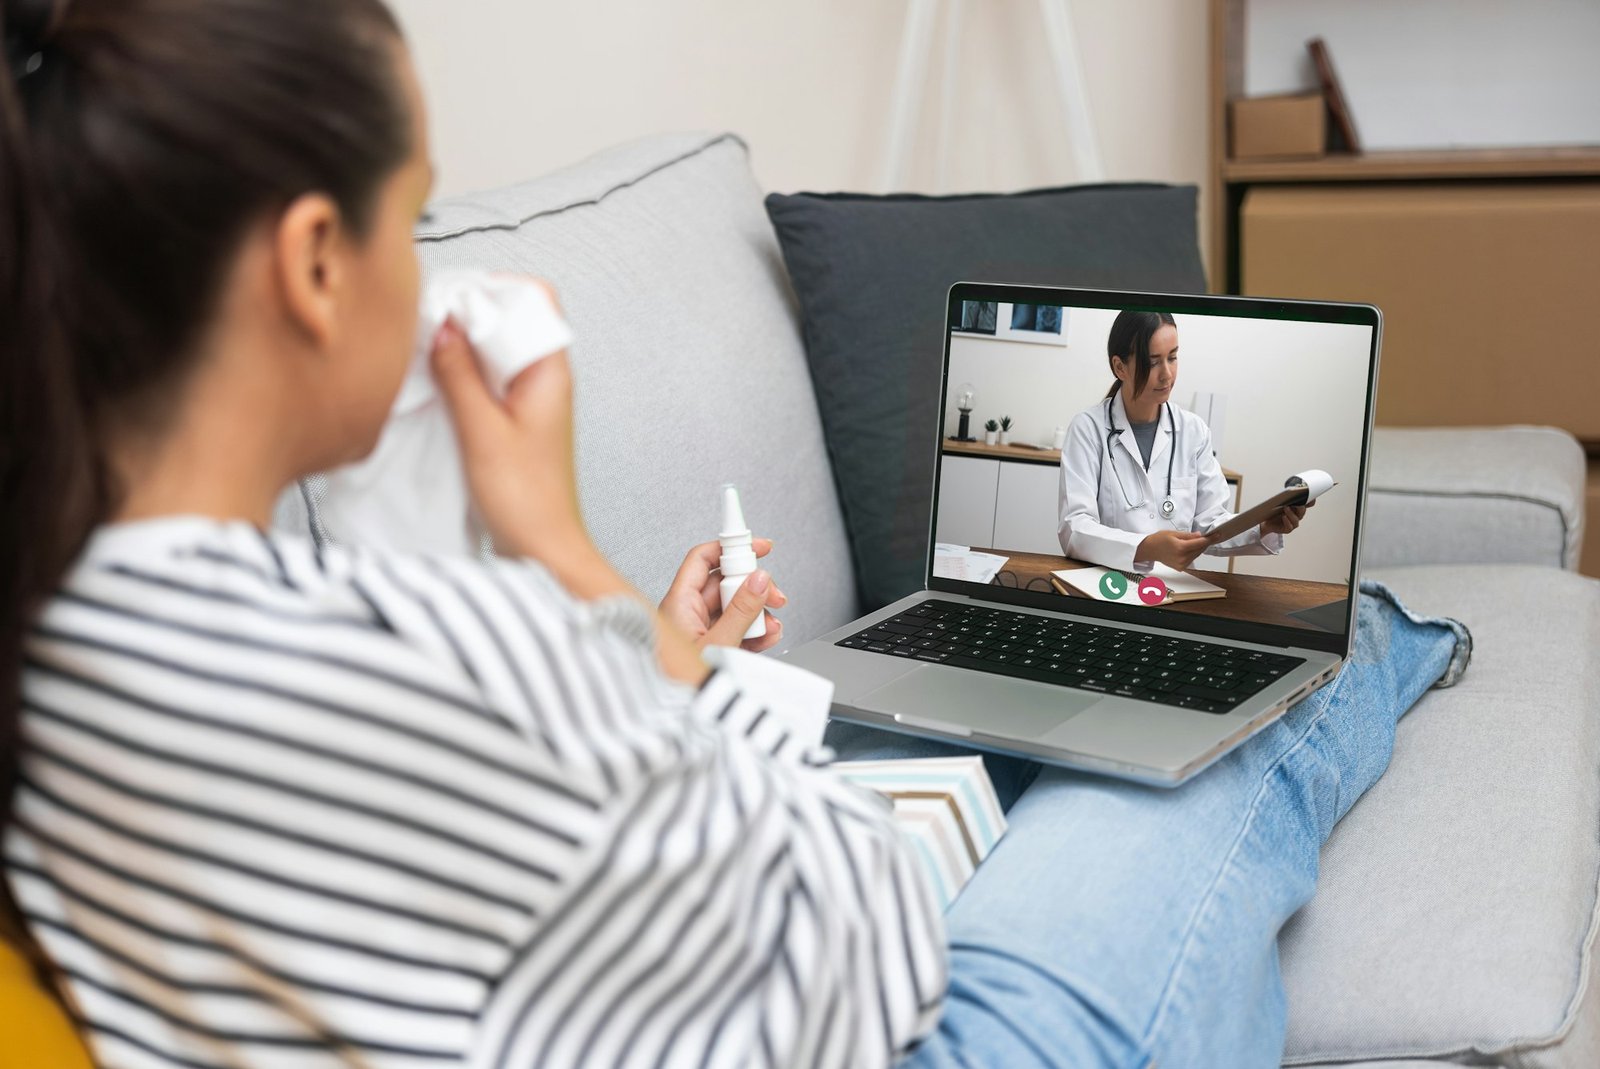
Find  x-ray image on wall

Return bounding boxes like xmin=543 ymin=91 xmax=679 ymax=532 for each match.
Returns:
xmin=1010 ymin=303 xmax=1064 ymax=334
xmin=950 ymin=300 xmax=998 ymax=335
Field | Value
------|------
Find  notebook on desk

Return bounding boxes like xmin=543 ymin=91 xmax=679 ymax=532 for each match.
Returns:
xmin=1053 ymin=563 xmax=1225 ymax=604
xmin=784 ymin=283 xmax=1381 ymax=788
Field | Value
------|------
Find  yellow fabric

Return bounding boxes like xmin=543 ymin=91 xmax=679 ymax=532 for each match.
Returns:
xmin=0 ymin=936 xmax=93 ymax=1069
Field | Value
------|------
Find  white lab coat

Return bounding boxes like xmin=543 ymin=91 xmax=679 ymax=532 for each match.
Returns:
xmin=1057 ymin=391 xmax=1282 ymax=572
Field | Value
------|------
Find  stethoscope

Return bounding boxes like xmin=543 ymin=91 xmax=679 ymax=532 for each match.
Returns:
xmin=1101 ymin=396 xmax=1177 ymax=519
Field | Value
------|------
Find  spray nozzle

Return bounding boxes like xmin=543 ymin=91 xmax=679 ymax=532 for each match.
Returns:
xmin=720 ymin=483 xmax=751 ymax=541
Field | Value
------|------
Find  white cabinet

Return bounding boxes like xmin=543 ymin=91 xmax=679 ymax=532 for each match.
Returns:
xmin=936 ymin=454 xmax=1062 ymax=553
xmin=937 ymin=446 xmax=1243 ymax=561
xmin=993 ymin=461 xmax=1063 ymax=555
xmin=935 ymin=455 xmax=999 ymax=548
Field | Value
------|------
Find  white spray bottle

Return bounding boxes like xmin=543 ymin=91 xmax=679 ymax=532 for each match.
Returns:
xmin=718 ymin=484 xmax=766 ymax=641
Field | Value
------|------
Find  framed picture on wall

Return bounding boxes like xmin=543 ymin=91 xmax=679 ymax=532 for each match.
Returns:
xmin=996 ymin=302 xmax=1068 ymax=345
xmin=951 ymin=301 xmax=1069 ymax=345
xmin=949 ymin=299 xmax=999 ymax=335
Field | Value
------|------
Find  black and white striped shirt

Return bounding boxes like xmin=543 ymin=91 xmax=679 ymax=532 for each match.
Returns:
xmin=7 ymin=517 xmax=946 ymax=1068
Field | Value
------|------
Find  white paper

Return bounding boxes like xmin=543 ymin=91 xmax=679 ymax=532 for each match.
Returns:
xmin=701 ymin=646 xmax=833 ymax=748
xmin=933 ymin=544 xmax=1009 ymax=585
xmin=1288 ymin=468 xmax=1335 ymax=502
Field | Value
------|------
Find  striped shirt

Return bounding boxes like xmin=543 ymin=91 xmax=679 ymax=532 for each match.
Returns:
xmin=6 ymin=517 xmax=947 ymax=1068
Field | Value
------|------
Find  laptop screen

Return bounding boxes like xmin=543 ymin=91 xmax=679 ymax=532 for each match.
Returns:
xmin=928 ymin=284 xmax=1380 ymax=655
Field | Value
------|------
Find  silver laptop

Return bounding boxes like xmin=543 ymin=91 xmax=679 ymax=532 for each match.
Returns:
xmin=784 ymin=283 xmax=1382 ymax=787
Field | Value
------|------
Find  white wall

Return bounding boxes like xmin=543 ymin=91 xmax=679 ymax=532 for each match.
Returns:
xmin=943 ymin=308 xmax=1372 ymax=584
xmin=389 ymin=2 xmax=1595 ymax=293
xmin=1247 ymin=0 xmax=1600 ymax=150
xmin=389 ymin=1 xmax=1209 ymax=219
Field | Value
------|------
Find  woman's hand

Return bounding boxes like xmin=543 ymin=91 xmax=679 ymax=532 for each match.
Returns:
xmin=659 ymin=539 xmax=788 ymax=653
xmin=431 ymin=305 xmax=591 ymax=569
xmin=1261 ymin=499 xmax=1314 ymax=538
xmin=1135 ymin=530 xmax=1210 ymax=571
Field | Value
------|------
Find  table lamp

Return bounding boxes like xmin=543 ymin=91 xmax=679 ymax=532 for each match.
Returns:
xmin=954 ymin=382 xmax=976 ymax=441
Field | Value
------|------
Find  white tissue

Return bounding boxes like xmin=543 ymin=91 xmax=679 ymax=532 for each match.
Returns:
xmin=394 ymin=270 xmax=573 ymax=415
xmin=318 ymin=271 xmax=573 ymax=557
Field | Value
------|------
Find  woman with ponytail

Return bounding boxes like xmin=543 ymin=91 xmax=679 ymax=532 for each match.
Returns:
xmin=0 ymin=2 xmax=1468 ymax=1067
xmin=0 ymin=5 xmax=951 ymax=1065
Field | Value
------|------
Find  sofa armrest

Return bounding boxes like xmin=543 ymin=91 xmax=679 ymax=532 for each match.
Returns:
xmin=1361 ymin=425 xmax=1586 ymax=570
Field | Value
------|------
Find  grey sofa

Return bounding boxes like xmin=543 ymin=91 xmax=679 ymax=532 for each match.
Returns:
xmin=278 ymin=132 xmax=1600 ymax=1068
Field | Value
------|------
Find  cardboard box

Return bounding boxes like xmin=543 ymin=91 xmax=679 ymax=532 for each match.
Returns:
xmin=1229 ymin=93 xmax=1326 ymax=160
xmin=1584 ymin=457 xmax=1600 ymax=580
xmin=1241 ymin=182 xmax=1600 ymax=439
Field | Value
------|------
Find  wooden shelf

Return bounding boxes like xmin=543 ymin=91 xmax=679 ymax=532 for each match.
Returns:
xmin=1206 ymin=0 xmax=1600 ymax=290
xmin=943 ymin=439 xmax=1061 ymax=465
xmin=1223 ymin=145 xmax=1600 ymax=183
xmin=941 ymin=439 xmax=1241 ymax=483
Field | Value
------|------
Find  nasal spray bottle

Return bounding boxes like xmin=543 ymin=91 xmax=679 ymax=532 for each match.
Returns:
xmin=718 ymin=484 xmax=766 ymax=641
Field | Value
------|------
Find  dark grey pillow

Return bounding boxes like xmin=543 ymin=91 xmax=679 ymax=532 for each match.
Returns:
xmin=764 ymin=184 xmax=1207 ymax=612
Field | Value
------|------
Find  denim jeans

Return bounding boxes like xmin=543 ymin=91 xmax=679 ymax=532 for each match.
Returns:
xmin=827 ymin=581 xmax=1472 ymax=1069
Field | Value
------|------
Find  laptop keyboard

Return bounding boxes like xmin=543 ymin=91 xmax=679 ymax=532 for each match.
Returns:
xmin=834 ymin=599 xmax=1304 ymax=714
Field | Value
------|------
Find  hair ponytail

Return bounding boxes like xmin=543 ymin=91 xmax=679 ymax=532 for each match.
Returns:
xmin=0 ymin=0 xmax=107 ymax=989
xmin=0 ymin=0 xmax=410 ymax=982
xmin=2 ymin=0 xmax=107 ymax=828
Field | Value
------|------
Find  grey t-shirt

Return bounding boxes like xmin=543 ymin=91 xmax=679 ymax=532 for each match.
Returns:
xmin=1130 ymin=415 xmax=1159 ymax=470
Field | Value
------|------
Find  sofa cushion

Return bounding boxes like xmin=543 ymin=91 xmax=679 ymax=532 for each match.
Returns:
xmin=1364 ymin=426 xmax=1586 ymax=571
xmin=764 ymin=184 xmax=1207 ymax=611
xmin=1279 ymin=563 xmax=1600 ymax=1068
xmin=290 ymin=133 xmax=859 ymax=648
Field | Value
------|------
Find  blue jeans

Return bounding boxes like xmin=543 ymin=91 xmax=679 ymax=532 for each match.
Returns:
xmin=827 ymin=581 xmax=1472 ymax=1069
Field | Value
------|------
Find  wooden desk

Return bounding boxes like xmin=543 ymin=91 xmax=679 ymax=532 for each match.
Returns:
xmin=965 ymin=546 xmax=1348 ymax=634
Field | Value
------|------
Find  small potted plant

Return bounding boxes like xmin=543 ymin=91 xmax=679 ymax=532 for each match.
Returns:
xmin=998 ymin=415 xmax=1013 ymax=446
xmin=983 ymin=418 xmax=999 ymax=446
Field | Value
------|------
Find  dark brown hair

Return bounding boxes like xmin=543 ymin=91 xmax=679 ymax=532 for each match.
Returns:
xmin=0 ymin=0 xmax=410 ymax=965
xmin=1103 ymin=309 xmax=1178 ymax=402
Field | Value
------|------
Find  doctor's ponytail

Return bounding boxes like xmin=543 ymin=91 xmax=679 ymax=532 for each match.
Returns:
xmin=1105 ymin=310 xmax=1177 ymax=401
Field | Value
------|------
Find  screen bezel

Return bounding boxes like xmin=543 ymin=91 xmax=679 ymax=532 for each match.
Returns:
xmin=927 ymin=282 xmax=1382 ymax=657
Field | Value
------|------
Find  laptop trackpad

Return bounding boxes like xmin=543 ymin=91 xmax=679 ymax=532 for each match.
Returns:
xmin=858 ymin=666 xmax=1100 ymax=741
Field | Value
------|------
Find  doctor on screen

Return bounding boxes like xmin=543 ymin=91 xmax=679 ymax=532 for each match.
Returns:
xmin=1058 ymin=310 xmax=1309 ymax=573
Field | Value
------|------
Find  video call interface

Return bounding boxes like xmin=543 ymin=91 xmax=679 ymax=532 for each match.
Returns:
xmin=931 ymin=298 xmax=1375 ymax=635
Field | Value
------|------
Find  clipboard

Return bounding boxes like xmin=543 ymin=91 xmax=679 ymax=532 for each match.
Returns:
xmin=1203 ymin=469 xmax=1336 ymax=546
